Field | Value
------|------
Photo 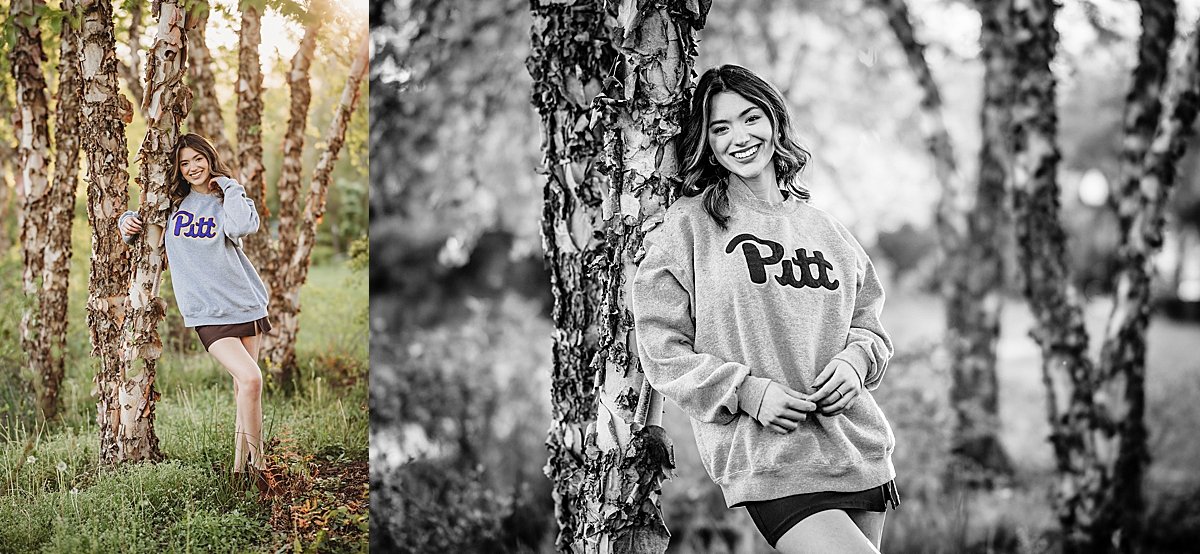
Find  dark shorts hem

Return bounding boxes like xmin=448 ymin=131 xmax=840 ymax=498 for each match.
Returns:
xmin=194 ymin=316 xmax=272 ymax=351
xmin=742 ymin=480 xmax=901 ymax=548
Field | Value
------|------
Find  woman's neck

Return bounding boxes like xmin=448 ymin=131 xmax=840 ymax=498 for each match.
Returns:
xmin=732 ymin=165 xmax=783 ymax=204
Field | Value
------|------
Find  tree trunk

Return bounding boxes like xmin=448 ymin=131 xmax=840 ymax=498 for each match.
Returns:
xmin=38 ymin=0 xmax=84 ymax=420
xmin=117 ymin=0 xmax=146 ymax=116
xmin=79 ymin=0 xmax=135 ymax=464
xmin=263 ymin=33 xmax=368 ymax=385
xmin=236 ymin=1 xmax=269 ymax=270
xmin=117 ymin=0 xmax=192 ymax=463
xmin=0 ymin=85 xmax=14 ymax=253
xmin=1101 ymin=4 xmax=1197 ymax=552
xmin=876 ymin=0 xmax=1013 ymax=485
xmin=571 ymin=1 xmax=708 ymax=551
xmin=185 ymin=0 xmax=233 ymax=162
xmin=262 ymin=0 xmax=325 ymax=388
xmin=527 ymin=0 xmax=621 ymax=548
xmin=9 ymin=0 xmax=55 ymax=417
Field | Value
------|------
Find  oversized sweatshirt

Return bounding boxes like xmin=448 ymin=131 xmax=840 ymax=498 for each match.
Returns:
xmin=632 ymin=179 xmax=895 ymax=507
xmin=120 ymin=176 xmax=269 ymax=327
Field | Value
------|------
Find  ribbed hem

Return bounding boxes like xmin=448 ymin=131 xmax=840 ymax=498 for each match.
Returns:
xmin=183 ymin=305 xmax=268 ymax=328
xmin=834 ymin=345 xmax=873 ymax=390
xmin=718 ymin=455 xmax=896 ymax=508
xmin=726 ymin=178 xmax=801 ymax=217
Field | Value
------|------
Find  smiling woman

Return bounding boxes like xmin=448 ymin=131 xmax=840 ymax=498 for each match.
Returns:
xmin=632 ymin=64 xmax=900 ymax=554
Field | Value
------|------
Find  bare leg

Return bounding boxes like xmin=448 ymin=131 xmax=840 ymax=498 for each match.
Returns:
xmin=846 ymin=509 xmax=886 ymax=550
xmin=209 ymin=336 xmax=265 ymax=472
xmin=774 ymin=509 xmax=880 ymax=554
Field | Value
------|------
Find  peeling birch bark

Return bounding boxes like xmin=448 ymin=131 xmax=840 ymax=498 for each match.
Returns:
xmin=185 ymin=0 xmax=233 ymax=161
xmin=79 ymin=0 xmax=135 ymax=464
xmin=118 ymin=0 xmax=193 ymax=463
xmin=9 ymin=0 xmax=55 ymax=418
xmin=236 ymin=1 xmax=269 ymax=270
xmin=264 ymin=32 xmax=368 ymax=389
xmin=261 ymin=0 xmax=326 ymax=389
xmin=527 ymin=0 xmax=621 ymax=549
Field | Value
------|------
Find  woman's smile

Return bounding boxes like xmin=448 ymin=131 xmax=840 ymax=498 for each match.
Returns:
xmin=730 ymin=143 xmax=761 ymax=162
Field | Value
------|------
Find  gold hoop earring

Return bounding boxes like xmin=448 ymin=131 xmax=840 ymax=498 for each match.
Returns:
xmin=708 ymin=153 xmax=718 ymax=166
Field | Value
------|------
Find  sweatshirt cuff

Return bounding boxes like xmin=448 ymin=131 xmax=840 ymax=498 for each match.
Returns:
xmin=834 ymin=346 xmax=871 ymax=389
xmin=737 ymin=375 xmax=772 ymax=419
xmin=214 ymin=175 xmax=238 ymax=191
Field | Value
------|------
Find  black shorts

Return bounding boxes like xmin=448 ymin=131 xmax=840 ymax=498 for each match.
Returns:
xmin=743 ymin=480 xmax=901 ymax=548
xmin=194 ymin=316 xmax=272 ymax=351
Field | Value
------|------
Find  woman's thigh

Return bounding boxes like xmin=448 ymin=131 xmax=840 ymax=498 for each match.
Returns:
xmin=240 ymin=332 xmax=262 ymax=362
xmin=208 ymin=337 xmax=261 ymax=381
xmin=774 ymin=509 xmax=880 ymax=554
xmin=846 ymin=509 xmax=886 ymax=549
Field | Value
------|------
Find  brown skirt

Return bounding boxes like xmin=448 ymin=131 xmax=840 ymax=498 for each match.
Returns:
xmin=194 ymin=316 xmax=272 ymax=351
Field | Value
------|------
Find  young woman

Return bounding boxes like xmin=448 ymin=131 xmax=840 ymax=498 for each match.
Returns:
xmin=119 ymin=133 xmax=272 ymax=491
xmin=632 ymin=65 xmax=899 ymax=553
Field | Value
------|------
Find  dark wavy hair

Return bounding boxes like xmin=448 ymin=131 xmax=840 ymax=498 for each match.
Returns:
xmin=677 ymin=65 xmax=811 ymax=229
xmin=169 ymin=133 xmax=235 ymax=207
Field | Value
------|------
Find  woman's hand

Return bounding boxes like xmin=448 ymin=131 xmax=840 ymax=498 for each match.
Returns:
xmin=755 ymin=382 xmax=816 ymax=434
xmin=119 ymin=214 xmax=143 ymax=236
xmin=809 ymin=359 xmax=862 ymax=416
xmin=208 ymin=177 xmax=225 ymax=198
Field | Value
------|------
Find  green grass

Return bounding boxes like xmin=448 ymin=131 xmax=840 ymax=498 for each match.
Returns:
xmin=0 ymin=217 xmax=368 ymax=554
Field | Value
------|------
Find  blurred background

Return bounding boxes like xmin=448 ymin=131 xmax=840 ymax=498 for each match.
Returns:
xmin=369 ymin=0 xmax=1200 ymax=551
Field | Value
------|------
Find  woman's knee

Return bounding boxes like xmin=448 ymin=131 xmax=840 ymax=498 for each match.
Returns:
xmin=237 ymin=368 xmax=264 ymax=393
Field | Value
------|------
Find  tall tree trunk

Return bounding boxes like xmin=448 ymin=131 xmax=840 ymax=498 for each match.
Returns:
xmin=1099 ymin=2 xmax=1175 ymax=548
xmin=117 ymin=0 xmax=191 ymax=463
xmin=573 ymin=1 xmax=707 ymax=551
xmin=185 ymin=0 xmax=233 ymax=162
xmin=79 ymin=0 xmax=135 ymax=464
xmin=9 ymin=0 xmax=54 ymax=416
xmin=38 ymin=0 xmax=84 ymax=420
xmin=236 ymin=0 xmax=268 ymax=270
xmin=875 ymin=0 xmax=1013 ymax=485
xmin=263 ymin=33 xmax=368 ymax=384
xmin=262 ymin=0 xmax=325 ymax=388
xmin=526 ymin=0 xmax=621 ymax=548
xmin=0 ymin=83 xmax=14 ymax=253
xmin=117 ymin=0 xmax=146 ymax=116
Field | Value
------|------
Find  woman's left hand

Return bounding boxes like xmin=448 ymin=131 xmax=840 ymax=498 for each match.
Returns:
xmin=208 ymin=178 xmax=224 ymax=198
xmin=808 ymin=359 xmax=861 ymax=416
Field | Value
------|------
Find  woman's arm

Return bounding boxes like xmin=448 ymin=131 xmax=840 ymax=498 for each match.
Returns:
xmin=830 ymin=246 xmax=894 ymax=391
xmin=213 ymin=175 xmax=260 ymax=239
xmin=118 ymin=210 xmax=140 ymax=245
xmin=633 ymin=242 xmax=774 ymax=425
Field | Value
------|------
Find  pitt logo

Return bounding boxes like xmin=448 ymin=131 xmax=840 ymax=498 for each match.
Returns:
xmin=725 ymin=233 xmax=840 ymax=291
xmin=172 ymin=210 xmax=218 ymax=239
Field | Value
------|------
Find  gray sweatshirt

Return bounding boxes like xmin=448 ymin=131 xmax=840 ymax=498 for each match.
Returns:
xmin=632 ymin=179 xmax=895 ymax=507
xmin=120 ymin=176 xmax=269 ymax=327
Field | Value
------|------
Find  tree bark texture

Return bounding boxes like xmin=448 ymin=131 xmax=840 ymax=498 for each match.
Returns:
xmin=877 ymin=0 xmax=1012 ymax=485
xmin=79 ymin=0 xmax=135 ymax=464
xmin=118 ymin=0 xmax=192 ymax=463
xmin=0 ymin=87 xmax=14 ymax=253
xmin=117 ymin=0 xmax=147 ymax=114
xmin=262 ymin=0 xmax=325 ymax=388
xmin=526 ymin=0 xmax=621 ymax=549
xmin=263 ymin=32 xmax=368 ymax=388
xmin=573 ymin=1 xmax=709 ymax=552
xmin=1099 ymin=1 xmax=1175 ymax=548
xmin=38 ymin=0 xmax=85 ymax=420
xmin=9 ymin=0 xmax=55 ymax=416
xmin=236 ymin=0 xmax=268 ymax=270
xmin=185 ymin=0 xmax=233 ymax=162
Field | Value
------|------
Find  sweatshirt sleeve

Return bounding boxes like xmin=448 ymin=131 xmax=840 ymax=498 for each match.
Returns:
xmin=118 ymin=210 xmax=138 ymax=245
xmin=633 ymin=241 xmax=773 ymax=424
xmin=831 ymin=245 xmax=894 ymax=391
xmin=215 ymin=176 xmax=260 ymax=239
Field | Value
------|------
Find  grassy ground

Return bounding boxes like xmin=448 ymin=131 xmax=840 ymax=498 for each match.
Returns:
xmin=0 ymin=220 xmax=368 ymax=554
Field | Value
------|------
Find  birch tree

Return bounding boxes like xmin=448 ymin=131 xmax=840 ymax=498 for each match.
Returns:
xmin=1010 ymin=0 xmax=1200 ymax=550
xmin=236 ymin=0 xmax=268 ymax=269
xmin=263 ymin=32 xmax=368 ymax=381
xmin=79 ymin=0 xmax=135 ymax=464
xmin=117 ymin=0 xmax=192 ymax=462
xmin=185 ymin=0 xmax=233 ymax=161
xmin=9 ymin=0 xmax=57 ymax=416
xmin=260 ymin=0 xmax=325 ymax=388
xmin=529 ymin=0 xmax=708 ymax=550
xmin=872 ymin=0 xmax=1015 ymax=484
xmin=527 ymin=0 xmax=620 ymax=547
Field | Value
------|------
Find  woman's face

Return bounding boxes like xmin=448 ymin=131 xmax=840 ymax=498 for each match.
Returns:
xmin=706 ymin=91 xmax=776 ymax=183
xmin=178 ymin=146 xmax=211 ymax=186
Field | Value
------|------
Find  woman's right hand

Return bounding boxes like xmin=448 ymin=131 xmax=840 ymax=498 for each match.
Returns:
xmin=755 ymin=382 xmax=816 ymax=434
xmin=120 ymin=214 xmax=143 ymax=236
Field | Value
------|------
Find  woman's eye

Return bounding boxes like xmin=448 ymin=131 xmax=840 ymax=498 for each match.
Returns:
xmin=747 ymin=115 xmax=761 ymax=123
xmin=712 ymin=126 xmax=728 ymax=135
